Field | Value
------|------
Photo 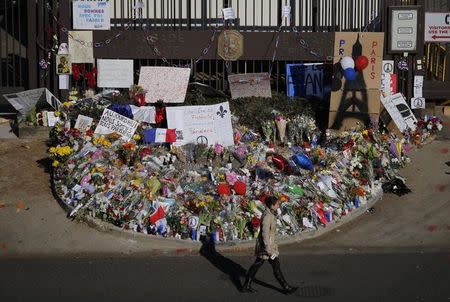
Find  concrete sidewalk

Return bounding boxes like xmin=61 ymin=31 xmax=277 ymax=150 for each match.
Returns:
xmin=0 ymin=121 xmax=449 ymax=257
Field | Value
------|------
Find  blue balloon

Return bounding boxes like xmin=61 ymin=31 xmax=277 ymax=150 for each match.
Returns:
xmin=292 ymin=153 xmax=314 ymax=171
xmin=343 ymin=68 xmax=358 ymax=81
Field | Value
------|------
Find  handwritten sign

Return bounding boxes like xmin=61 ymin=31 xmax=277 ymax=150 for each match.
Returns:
xmin=166 ymin=102 xmax=234 ymax=147
xmin=286 ymin=63 xmax=331 ymax=99
xmin=94 ymin=108 xmax=139 ymax=141
xmin=74 ymin=114 xmax=93 ymax=132
xmin=97 ymin=59 xmax=134 ymax=88
xmin=73 ymin=0 xmax=110 ymax=30
xmin=380 ymin=93 xmax=417 ymax=132
xmin=228 ymin=73 xmax=272 ymax=99
xmin=138 ymin=67 xmax=190 ymax=103
xmin=222 ymin=8 xmax=235 ymax=20
xmin=69 ymin=31 xmax=94 ymax=63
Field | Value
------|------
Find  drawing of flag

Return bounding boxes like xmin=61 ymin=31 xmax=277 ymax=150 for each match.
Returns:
xmin=144 ymin=128 xmax=177 ymax=143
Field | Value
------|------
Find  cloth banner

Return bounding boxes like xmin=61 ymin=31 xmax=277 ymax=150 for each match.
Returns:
xmin=144 ymin=128 xmax=177 ymax=143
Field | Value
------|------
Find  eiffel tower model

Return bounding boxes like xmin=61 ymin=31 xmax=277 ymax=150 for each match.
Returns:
xmin=331 ymin=33 xmax=370 ymax=129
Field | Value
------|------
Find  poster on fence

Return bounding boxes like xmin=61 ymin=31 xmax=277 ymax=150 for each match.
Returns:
xmin=94 ymin=108 xmax=139 ymax=141
xmin=228 ymin=73 xmax=272 ymax=99
xmin=380 ymin=93 xmax=417 ymax=132
xmin=138 ymin=67 xmax=191 ymax=103
xmin=72 ymin=0 xmax=111 ymax=30
xmin=166 ymin=102 xmax=234 ymax=147
xmin=286 ymin=63 xmax=332 ymax=99
xmin=69 ymin=31 xmax=94 ymax=63
xmin=97 ymin=59 xmax=134 ymax=88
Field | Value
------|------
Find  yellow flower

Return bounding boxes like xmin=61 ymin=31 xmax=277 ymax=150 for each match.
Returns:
xmin=54 ymin=111 xmax=61 ymax=117
xmin=52 ymin=160 xmax=60 ymax=167
xmin=132 ymin=134 xmax=141 ymax=141
xmin=62 ymin=101 xmax=73 ymax=107
xmin=49 ymin=147 xmax=56 ymax=154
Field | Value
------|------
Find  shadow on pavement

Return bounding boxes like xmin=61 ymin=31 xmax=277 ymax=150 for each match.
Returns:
xmin=199 ymin=235 xmax=283 ymax=294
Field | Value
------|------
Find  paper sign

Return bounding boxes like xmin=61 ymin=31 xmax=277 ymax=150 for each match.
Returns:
xmin=222 ymin=8 xmax=235 ymax=20
xmin=411 ymin=97 xmax=425 ymax=109
xmin=166 ymin=102 xmax=234 ymax=147
xmin=282 ymin=6 xmax=291 ymax=18
xmin=228 ymin=73 xmax=272 ymax=99
xmin=286 ymin=63 xmax=332 ymax=99
xmin=73 ymin=0 xmax=111 ymax=30
xmin=94 ymin=108 xmax=139 ymax=141
xmin=2 ymin=88 xmax=61 ymax=122
xmin=138 ymin=67 xmax=190 ymax=103
xmin=97 ymin=59 xmax=134 ymax=88
xmin=47 ymin=112 xmax=59 ymax=127
xmin=381 ymin=60 xmax=394 ymax=96
xmin=74 ymin=114 xmax=94 ymax=132
xmin=130 ymin=105 xmax=156 ymax=124
xmin=59 ymin=75 xmax=70 ymax=90
xmin=413 ymin=75 xmax=423 ymax=98
xmin=380 ymin=93 xmax=417 ymax=132
xmin=69 ymin=31 xmax=94 ymax=63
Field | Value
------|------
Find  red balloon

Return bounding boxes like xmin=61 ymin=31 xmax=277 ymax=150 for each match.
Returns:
xmin=355 ymin=56 xmax=369 ymax=71
xmin=271 ymin=154 xmax=291 ymax=174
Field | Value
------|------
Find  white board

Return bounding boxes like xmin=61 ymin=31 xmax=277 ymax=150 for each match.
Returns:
xmin=138 ymin=67 xmax=190 ymax=103
xmin=68 ymin=31 xmax=94 ymax=64
xmin=97 ymin=59 xmax=134 ymax=88
xmin=424 ymin=13 xmax=450 ymax=42
xmin=166 ymin=102 xmax=234 ymax=147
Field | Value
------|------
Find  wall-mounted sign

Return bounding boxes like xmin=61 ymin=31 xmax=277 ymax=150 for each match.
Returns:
xmin=424 ymin=12 xmax=450 ymax=42
xmin=389 ymin=6 xmax=418 ymax=53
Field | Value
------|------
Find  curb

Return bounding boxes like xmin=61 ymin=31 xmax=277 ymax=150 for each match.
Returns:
xmin=51 ymin=168 xmax=383 ymax=255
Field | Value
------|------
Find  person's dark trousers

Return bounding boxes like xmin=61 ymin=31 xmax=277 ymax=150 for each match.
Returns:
xmin=242 ymin=257 xmax=298 ymax=294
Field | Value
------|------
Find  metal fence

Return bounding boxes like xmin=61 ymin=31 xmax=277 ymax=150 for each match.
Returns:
xmin=1 ymin=0 xmax=449 ymax=98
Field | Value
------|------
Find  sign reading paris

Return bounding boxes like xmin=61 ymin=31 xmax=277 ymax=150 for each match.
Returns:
xmin=218 ymin=30 xmax=244 ymax=61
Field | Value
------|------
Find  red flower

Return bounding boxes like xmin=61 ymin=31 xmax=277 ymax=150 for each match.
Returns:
xmin=251 ymin=216 xmax=261 ymax=228
xmin=139 ymin=147 xmax=152 ymax=158
xmin=85 ymin=129 xmax=94 ymax=137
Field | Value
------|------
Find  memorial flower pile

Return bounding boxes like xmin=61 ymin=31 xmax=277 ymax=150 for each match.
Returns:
xmin=49 ymin=95 xmax=443 ymax=243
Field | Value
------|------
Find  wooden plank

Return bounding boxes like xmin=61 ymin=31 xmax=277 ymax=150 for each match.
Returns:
xmin=94 ymin=30 xmax=334 ymax=61
xmin=423 ymin=81 xmax=450 ymax=99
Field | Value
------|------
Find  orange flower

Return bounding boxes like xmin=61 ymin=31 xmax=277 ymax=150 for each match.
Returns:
xmin=123 ymin=142 xmax=136 ymax=150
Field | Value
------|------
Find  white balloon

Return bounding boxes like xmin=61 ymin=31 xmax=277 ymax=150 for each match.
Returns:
xmin=340 ymin=56 xmax=355 ymax=69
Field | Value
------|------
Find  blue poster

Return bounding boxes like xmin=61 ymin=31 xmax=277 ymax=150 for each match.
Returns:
xmin=286 ymin=63 xmax=332 ymax=99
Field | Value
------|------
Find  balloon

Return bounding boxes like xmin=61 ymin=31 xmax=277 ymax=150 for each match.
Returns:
xmin=343 ymin=68 xmax=358 ymax=81
xmin=340 ymin=56 xmax=355 ymax=69
xmin=292 ymin=153 xmax=314 ymax=171
xmin=271 ymin=154 xmax=292 ymax=174
xmin=355 ymin=55 xmax=369 ymax=71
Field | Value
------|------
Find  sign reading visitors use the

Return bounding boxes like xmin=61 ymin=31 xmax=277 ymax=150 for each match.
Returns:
xmin=424 ymin=12 xmax=450 ymax=42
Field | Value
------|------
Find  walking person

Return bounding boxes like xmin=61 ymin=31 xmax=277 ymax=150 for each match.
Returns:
xmin=242 ymin=195 xmax=298 ymax=294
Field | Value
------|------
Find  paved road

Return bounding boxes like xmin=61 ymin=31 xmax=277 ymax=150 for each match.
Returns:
xmin=1 ymin=251 xmax=449 ymax=302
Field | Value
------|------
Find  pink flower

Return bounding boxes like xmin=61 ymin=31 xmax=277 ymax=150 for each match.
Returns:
xmin=225 ymin=171 xmax=238 ymax=185
xmin=214 ymin=143 xmax=224 ymax=155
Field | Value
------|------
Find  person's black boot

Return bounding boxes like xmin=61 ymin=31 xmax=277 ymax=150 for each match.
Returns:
xmin=241 ymin=277 xmax=257 ymax=293
xmin=282 ymin=284 xmax=298 ymax=295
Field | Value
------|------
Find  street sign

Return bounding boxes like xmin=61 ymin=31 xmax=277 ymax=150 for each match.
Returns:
xmin=424 ymin=12 xmax=450 ymax=42
xmin=389 ymin=7 xmax=418 ymax=53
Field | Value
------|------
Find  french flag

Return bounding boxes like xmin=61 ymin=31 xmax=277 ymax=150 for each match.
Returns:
xmin=144 ymin=128 xmax=177 ymax=143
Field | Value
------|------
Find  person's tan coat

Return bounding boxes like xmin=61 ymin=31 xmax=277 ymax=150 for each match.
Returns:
xmin=255 ymin=207 xmax=279 ymax=259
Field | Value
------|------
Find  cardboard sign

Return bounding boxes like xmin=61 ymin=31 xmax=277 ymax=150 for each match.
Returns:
xmin=333 ymin=32 xmax=384 ymax=89
xmin=286 ymin=63 xmax=332 ymax=99
xmin=74 ymin=114 xmax=93 ymax=132
xmin=68 ymin=31 xmax=94 ymax=63
xmin=94 ymin=108 xmax=139 ymax=141
xmin=46 ymin=112 xmax=59 ymax=127
xmin=380 ymin=93 xmax=417 ymax=132
xmin=97 ymin=59 xmax=134 ymax=88
xmin=138 ymin=67 xmax=190 ymax=103
xmin=166 ymin=102 xmax=234 ymax=147
xmin=228 ymin=73 xmax=271 ymax=99
xmin=73 ymin=0 xmax=111 ymax=30
xmin=424 ymin=13 xmax=450 ymax=42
